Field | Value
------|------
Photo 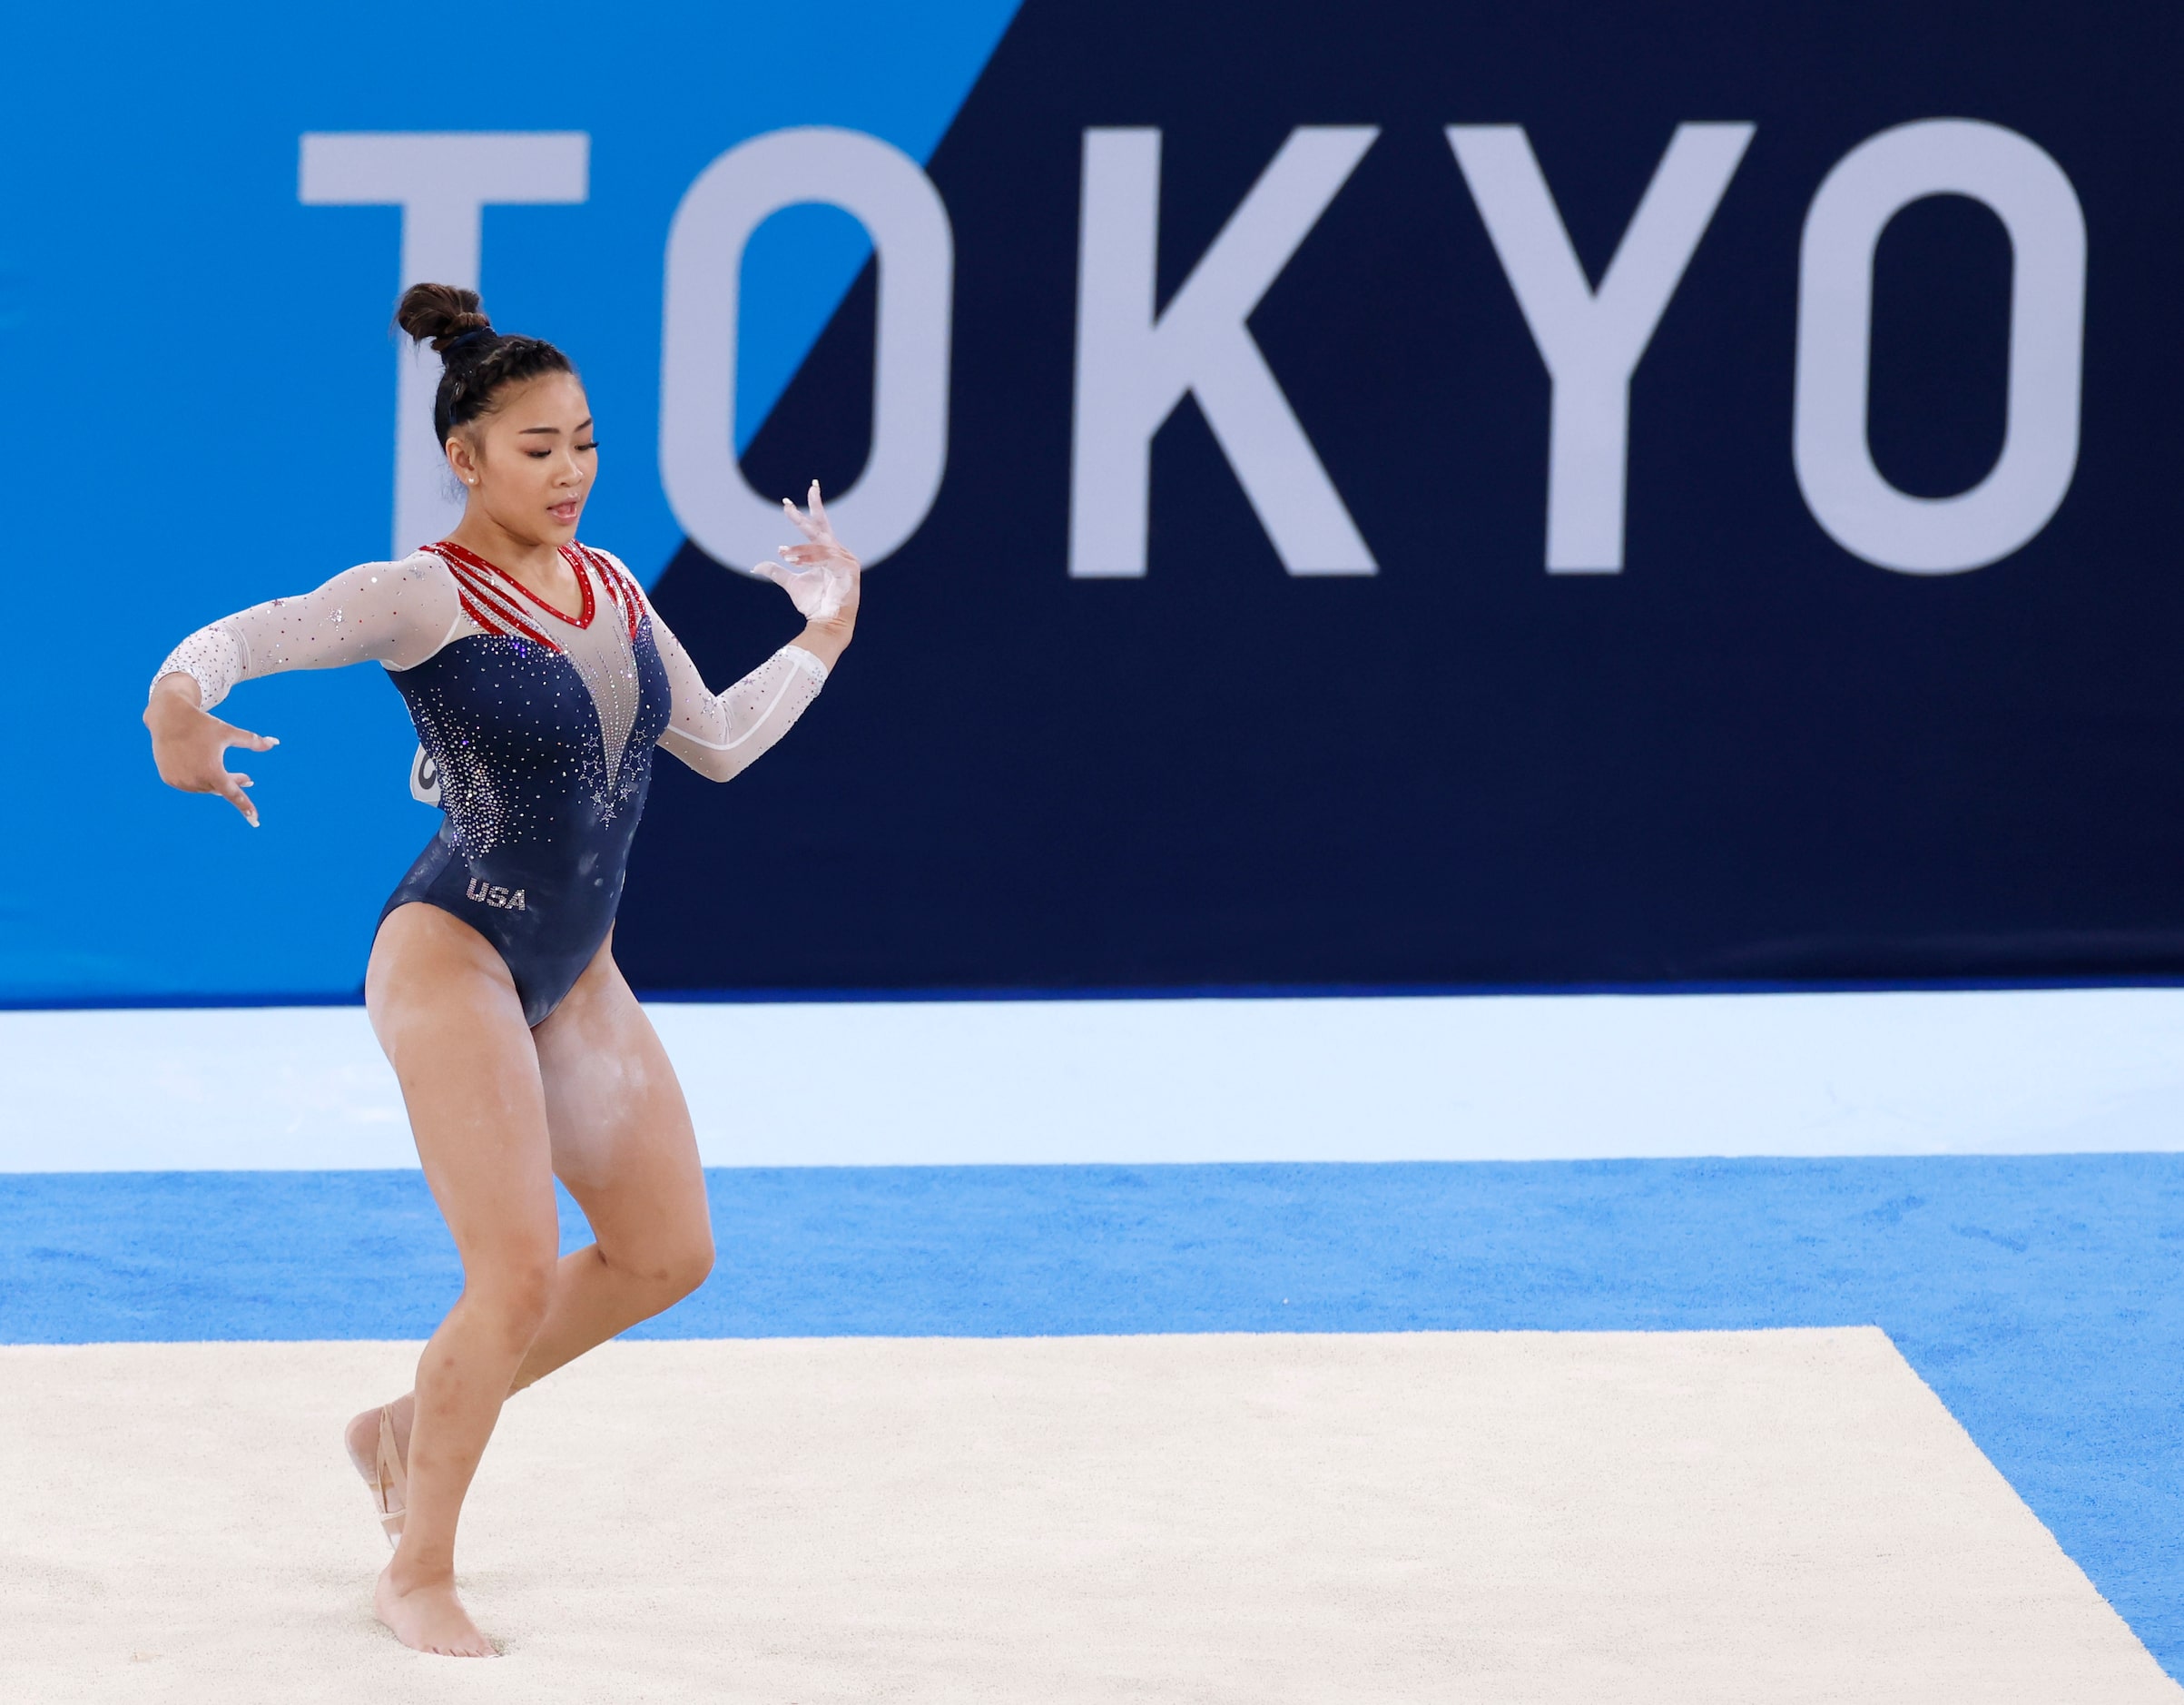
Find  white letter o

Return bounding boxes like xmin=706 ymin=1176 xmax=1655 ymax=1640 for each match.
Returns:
xmin=660 ymin=127 xmax=953 ymax=570
xmin=1793 ymin=119 xmax=2085 ymax=575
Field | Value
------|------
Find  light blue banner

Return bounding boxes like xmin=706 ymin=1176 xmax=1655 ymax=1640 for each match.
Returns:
xmin=3 ymin=1 xmax=1016 ymax=1000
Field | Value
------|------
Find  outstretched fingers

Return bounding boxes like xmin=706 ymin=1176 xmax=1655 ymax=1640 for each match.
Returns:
xmin=780 ymin=480 xmax=835 ymax=546
xmin=219 ymin=772 xmax=259 ymax=826
xmin=761 ymin=482 xmax=858 ymax=624
xmin=215 ymin=721 xmax=277 ymax=825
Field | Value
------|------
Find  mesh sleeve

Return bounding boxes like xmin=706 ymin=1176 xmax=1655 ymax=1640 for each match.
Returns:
xmin=150 ymin=557 xmax=465 ymax=708
xmin=648 ymin=604 xmax=829 ymax=784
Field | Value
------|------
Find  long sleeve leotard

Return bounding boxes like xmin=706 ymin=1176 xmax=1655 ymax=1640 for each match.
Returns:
xmin=154 ymin=543 xmax=825 ymax=1023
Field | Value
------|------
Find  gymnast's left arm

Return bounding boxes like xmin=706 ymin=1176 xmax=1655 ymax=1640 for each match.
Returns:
xmin=649 ymin=481 xmax=862 ymax=784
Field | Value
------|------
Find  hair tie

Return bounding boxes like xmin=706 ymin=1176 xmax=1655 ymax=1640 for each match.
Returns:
xmin=442 ymin=326 xmax=497 ymax=359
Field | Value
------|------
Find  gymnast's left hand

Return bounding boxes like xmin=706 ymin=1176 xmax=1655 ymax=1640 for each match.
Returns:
xmin=754 ymin=480 xmax=860 ymax=667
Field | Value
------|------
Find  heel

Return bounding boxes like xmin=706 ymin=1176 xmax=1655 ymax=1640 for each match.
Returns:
xmin=371 ymin=1405 xmax=408 ymax=1548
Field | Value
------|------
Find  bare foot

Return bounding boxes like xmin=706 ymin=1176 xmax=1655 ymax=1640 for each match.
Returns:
xmin=344 ymin=1396 xmax=414 ymax=1543
xmin=375 ymin=1564 xmax=498 ymax=1657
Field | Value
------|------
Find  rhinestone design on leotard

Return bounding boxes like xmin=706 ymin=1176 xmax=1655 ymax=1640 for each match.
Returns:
xmin=150 ymin=541 xmax=832 ymax=1025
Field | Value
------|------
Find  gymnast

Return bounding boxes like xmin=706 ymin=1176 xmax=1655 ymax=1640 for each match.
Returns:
xmin=143 ymin=283 xmax=860 ymax=1656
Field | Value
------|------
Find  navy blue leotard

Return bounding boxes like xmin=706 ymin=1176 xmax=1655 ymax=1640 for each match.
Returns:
xmin=379 ymin=543 xmax=672 ymax=1026
xmin=152 ymin=535 xmax=831 ymax=1025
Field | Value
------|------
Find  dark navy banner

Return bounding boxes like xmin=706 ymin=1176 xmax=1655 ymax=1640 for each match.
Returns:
xmin=624 ymin=0 xmax=2184 ymax=990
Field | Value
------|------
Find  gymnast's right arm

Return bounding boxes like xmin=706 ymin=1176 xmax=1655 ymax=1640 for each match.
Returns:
xmin=143 ymin=557 xmax=460 ymax=825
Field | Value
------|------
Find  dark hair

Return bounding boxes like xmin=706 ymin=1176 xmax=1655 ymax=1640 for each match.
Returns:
xmin=393 ymin=283 xmax=576 ymax=446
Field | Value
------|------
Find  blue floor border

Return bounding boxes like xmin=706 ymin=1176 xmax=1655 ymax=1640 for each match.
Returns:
xmin=5 ymin=1154 xmax=2179 ymax=1674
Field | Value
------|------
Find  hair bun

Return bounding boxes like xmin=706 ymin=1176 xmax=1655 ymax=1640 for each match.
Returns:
xmin=392 ymin=286 xmax=576 ymax=446
xmin=394 ymin=282 xmax=496 ymax=353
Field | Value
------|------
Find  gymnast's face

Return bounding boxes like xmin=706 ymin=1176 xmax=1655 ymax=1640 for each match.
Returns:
xmin=447 ymin=370 xmax=597 ymax=547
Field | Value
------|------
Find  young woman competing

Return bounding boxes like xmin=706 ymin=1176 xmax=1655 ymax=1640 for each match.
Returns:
xmin=143 ymin=284 xmax=861 ymax=1656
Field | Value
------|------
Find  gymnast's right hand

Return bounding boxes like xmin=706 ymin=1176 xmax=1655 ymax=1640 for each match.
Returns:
xmin=143 ymin=673 xmax=280 ymax=828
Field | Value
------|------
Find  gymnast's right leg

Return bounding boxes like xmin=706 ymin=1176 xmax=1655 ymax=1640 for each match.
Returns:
xmin=352 ymin=902 xmax=560 ymax=1657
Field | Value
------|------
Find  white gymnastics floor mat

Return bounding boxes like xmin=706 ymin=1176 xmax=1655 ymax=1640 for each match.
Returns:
xmin=1 ymin=1328 xmax=2170 ymax=1703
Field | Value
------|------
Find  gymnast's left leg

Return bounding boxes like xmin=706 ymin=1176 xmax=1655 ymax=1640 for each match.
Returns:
xmin=346 ymin=934 xmax=713 ymax=1533
xmin=514 ymin=932 xmax=716 ymax=1386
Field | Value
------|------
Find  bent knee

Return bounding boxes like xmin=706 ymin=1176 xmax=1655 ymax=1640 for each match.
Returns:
xmin=653 ymin=1237 xmax=714 ymax=1305
xmin=671 ymin=1238 xmax=715 ymax=1299
xmin=621 ymin=1234 xmax=713 ymax=1310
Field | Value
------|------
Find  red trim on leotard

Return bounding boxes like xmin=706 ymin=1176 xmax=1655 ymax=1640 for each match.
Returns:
xmin=426 ymin=539 xmax=596 ymax=631
xmin=575 ymin=544 xmax=645 ymax=643
xmin=422 ymin=544 xmax=558 ymax=650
